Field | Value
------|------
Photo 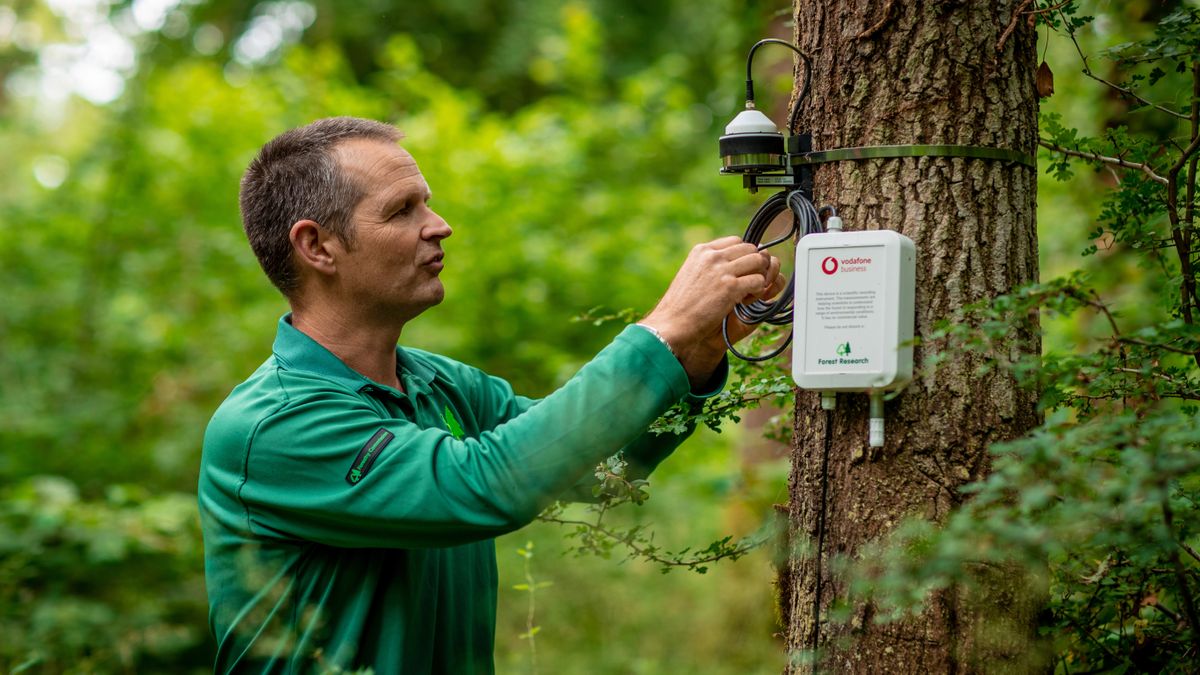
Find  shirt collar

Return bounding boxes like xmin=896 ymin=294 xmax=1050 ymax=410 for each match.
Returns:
xmin=271 ymin=313 xmax=436 ymax=393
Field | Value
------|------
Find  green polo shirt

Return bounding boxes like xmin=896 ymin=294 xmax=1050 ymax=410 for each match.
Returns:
xmin=198 ymin=316 xmax=724 ymax=673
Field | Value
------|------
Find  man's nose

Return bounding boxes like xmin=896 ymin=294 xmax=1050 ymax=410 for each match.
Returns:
xmin=424 ymin=210 xmax=452 ymax=241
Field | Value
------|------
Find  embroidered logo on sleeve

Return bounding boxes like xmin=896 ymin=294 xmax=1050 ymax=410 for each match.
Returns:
xmin=346 ymin=428 xmax=395 ymax=485
xmin=443 ymin=406 xmax=465 ymax=440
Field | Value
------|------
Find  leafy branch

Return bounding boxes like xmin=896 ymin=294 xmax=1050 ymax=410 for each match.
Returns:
xmin=1037 ymin=139 xmax=1167 ymax=185
xmin=651 ymin=375 xmax=794 ymax=436
xmin=536 ymin=454 xmax=772 ymax=574
xmin=1055 ymin=6 xmax=1190 ymax=120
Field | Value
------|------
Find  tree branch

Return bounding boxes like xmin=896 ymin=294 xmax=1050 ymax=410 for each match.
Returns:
xmin=1145 ymin=599 xmax=1181 ymax=623
xmin=1167 ymin=127 xmax=1200 ymax=183
xmin=1180 ymin=62 xmax=1200 ymax=330
xmin=856 ymin=0 xmax=895 ymax=40
xmin=1025 ymin=0 xmax=1076 ymax=15
xmin=1058 ymin=17 xmax=1189 ymax=121
xmin=1084 ymin=73 xmax=1189 ymax=120
xmin=1162 ymin=497 xmax=1200 ymax=656
xmin=1113 ymin=367 xmax=1198 ymax=385
xmin=1183 ymin=541 xmax=1200 ymax=567
xmin=537 ymin=514 xmax=764 ymax=569
xmin=996 ymin=0 xmax=1035 ymax=53
xmin=1106 ymin=368 xmax=1200 ymax=401
xmin=1077 ymin=289 xmax=1123 ymax=338
xmin=1186 ymin=61 xmax=1199 ymax=231
xmin=1039 ymin=140 xmax=1169 ymax=185
xmin=1114 ymin=338 xmax=1200 ymax=356
xmin=1164 ymin=65 xmax=1200 ymax=357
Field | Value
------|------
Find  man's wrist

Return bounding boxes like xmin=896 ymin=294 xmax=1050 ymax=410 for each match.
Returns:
xmin=636 ymin=321 xmax=731 ymax=390
xmin=678 ymin=347 xmax=727 ymax=391
xmin=634 ymin=322 xmax=679 ymax=358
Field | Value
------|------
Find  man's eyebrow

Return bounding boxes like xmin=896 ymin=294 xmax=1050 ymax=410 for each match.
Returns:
xmin=381 ymin=185 xmax=432 ymax=211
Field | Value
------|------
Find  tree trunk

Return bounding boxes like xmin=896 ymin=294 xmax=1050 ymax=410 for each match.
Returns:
xmin=779 ymin=2 xmax=1043 ymax=673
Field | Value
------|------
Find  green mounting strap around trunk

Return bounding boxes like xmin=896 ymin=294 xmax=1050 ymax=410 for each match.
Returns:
xmin=791 ymin=144 xmax=1036 ymax=168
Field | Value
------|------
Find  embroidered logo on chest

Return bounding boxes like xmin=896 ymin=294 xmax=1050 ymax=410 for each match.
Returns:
xmin=443 ymin=406 xmax=465 ymax=440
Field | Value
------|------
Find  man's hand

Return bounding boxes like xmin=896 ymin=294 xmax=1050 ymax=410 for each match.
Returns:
xmin=641 ymin=236 xmax=786 ymax=388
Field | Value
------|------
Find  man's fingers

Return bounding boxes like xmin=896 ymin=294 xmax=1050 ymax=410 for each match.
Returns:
xmin=703 ymin=235 xmax=751 ymax=251
xmin=740 ymin=273 xmax=786 ymax=304
xmin=741 ymin=277 xmax=783 ymax=303
xmin=649 ymin=238 xmax=784 ymax=353
xmin=710 ymin=243 xmax=761 ymax=265
xmin=758 ymin=255 xmax=781 ymax=292
xmin=720 ymin=308 xmax=757 ymax=345
xmin=747 ymin=257 xmax=784 ymax=300
xmin=766 ymin=255 xmax=781 ymax=283
xmin=723 ymin=250 xmax=773 ymax=277
xmin=762 ymin=270 xmax=787 ymax=298
xmin=731 ymin=273 xmax=769 ymax=298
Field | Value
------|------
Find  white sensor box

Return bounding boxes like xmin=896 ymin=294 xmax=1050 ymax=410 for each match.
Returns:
xmin=792 ymin=229 xmax=916 ymax=392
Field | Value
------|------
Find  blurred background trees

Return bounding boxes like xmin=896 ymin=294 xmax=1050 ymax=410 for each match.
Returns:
xmin=0 ymin=0 xmax=1195 ymax=673
xmin=1 ymin=1 xmax=790 ymax=672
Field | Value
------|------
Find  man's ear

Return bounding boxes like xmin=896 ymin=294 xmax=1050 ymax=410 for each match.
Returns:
xmin=289 ymin=219 xmax=339 ymax=277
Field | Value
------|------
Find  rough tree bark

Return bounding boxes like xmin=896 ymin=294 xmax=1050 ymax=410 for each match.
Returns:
xmin=779 ymin=2 xmax=1043 ymax=673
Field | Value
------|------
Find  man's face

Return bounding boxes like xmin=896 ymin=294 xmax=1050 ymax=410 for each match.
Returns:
xmin=331 ymin=139 xmax=452 ymax=319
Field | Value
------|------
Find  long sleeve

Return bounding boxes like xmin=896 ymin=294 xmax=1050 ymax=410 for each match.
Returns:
xmin=218 ymin=326 xmax=694 ymax=549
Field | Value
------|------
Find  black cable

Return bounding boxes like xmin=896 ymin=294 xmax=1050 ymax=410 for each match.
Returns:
xmin=744 ymin=38 xmax=813 ymax=134
xmin=810 ymin=406 xmax=834 ymax=665
xmin=722 ymin=188 xmax=823 ymax=361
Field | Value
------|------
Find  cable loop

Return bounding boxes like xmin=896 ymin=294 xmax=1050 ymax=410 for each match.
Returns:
xmin=744 ymin=39 xmax=813 ymax=134
xmin=722 ymin=189 xmax=824 ymax=361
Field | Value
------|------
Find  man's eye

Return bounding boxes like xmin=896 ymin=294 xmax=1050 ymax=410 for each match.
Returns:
xmin=393 ymin=204 xmax=412 ymax=218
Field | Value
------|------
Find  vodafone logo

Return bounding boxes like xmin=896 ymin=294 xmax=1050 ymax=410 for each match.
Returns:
xmin=819 ymin=255 xmax=873 ymax=274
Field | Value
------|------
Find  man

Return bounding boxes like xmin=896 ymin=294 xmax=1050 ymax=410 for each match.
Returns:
xmin=199 ymin=116 xmax=782 ymax=673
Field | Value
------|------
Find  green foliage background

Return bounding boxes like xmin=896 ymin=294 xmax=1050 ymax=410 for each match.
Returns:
xmin=1 ymin=0 xmax=1195 ymax=673
xmin=1 ymin=1 xmax=788 ymax=672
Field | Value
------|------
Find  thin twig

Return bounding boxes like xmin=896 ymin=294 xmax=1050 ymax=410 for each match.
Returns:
xmin=1112 ymin=367 xmax=1200 ymax=387
xmin=520 ymin=546 xmax=539 ymax=675
xmin=1104 ymin=367 xmax=1200 ymax=398
xmin=1067 ymin=616 xmax=1121 ymax=664
xmin=1162 ymin=498 xmax=1200 ymax=656
xmin=1167 ymin=128 xmax=1200 ymax=184
xmin=1058 ymin=17 xmax=1189 ymax=121
xmin=1114 ymin=338 xmax=1200 ymax=356
xmin=856 ymin=0 xmax=895 ymax=40
xmin=1183 ymin=542 xmax=1200 ymax=566
xmin=1187 ymin=60 xmax=1199 ymax=231
xmin=1078 ymin=290 xmax=1123 ymax=337
xmin=1085 ymin=71 xmax=1190 ymax=121
xmin=1040 ymin=140 xmax=1169 ymax=185
xmin=1165 ymin=62 xmax=1200 ymax=340
xmin=1145 ymin=599 xmax=1181 ymax=623
xmin=1024 ymin=0 xmax=1075 ymax=15
xmin=538 ymin=515 xmax=764 ymax=568
xmin=996 ymin=0 xmax=1035 ymax=53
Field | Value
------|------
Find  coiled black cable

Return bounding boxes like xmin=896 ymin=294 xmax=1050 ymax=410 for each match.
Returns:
xmin=722 ymin=188 xmax=824 ymax=361
xmin=722 ymin=38 xmax=819 ymax=361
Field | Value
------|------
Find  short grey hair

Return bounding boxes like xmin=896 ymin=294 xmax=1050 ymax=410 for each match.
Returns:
xmin=239 ymin=116 xmax=402 ymax=295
